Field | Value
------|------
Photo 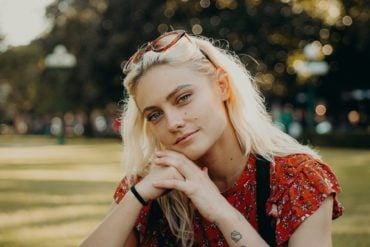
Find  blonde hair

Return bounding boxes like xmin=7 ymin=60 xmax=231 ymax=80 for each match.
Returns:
xmin=121 ymin=32 xmax=319 ymax=246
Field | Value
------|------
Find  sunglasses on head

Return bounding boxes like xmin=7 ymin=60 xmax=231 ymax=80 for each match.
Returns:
xmin=122 ymin=30 xmax=191 ymax=74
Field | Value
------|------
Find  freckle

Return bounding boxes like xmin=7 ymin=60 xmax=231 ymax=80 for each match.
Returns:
xmin=184 ymin=112 xmax=187 ymax=115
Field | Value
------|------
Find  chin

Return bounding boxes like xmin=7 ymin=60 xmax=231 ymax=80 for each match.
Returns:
xmin=173 ymin=144 xmax=208 ymax=161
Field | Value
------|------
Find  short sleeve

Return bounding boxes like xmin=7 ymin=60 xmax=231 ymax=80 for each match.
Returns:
xmin=113 ymin=176 xmax=133 ymax=204
xmin=112 ymin=176 xmax=151 ymax=237
xmin=267 ymin=154 xmax=344 ymax=245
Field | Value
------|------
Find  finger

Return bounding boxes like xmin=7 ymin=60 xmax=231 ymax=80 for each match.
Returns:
xmin=153 ymin=179 xmax=188 ymax=193
xmin=155 ymin=150 xmax=199 ymax=178
xmin=156 ymin=149 xmax=187 ymax=160
xmin=202 ymin=166 xmax=208 ymax=174
xmin=154 ymin=156 xmax=196 ymax=179
xmin=161 ymin=189 xmax=173 ymax=196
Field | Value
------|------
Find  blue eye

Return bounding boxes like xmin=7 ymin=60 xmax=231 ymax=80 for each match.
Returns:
xmin=177 ymin=93 xmax=192 ymax=103
xmin=147 ymin=111 xmax=162 ymax=122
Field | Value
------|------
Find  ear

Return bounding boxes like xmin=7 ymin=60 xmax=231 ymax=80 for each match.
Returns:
xmin=216 ymin=68 xmax=230 ymax=101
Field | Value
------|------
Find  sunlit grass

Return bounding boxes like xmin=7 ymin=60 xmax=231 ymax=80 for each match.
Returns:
xmin=0 ymin=136 xmax=122 ymax=246
xmin=0 ymin=136 xmax=369 ymax=246
xmin=319 ymin=147 xmax=370 ymax=247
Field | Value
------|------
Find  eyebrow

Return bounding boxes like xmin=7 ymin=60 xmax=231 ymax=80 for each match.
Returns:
xmin=142 ymin=84 xmax=192 ymax=114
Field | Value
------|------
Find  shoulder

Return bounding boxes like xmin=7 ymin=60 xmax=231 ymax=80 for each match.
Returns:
xmin=271 ymin=153 xmax=341 ymax=192
xmin=267 ymin=153 xmax=344 ymax=245
xmin=273 ymin=153 xmax=321 ymax=177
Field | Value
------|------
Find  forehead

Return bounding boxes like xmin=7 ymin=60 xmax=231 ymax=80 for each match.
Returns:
xmin=134 ymin=64 xmax=212 ymax=110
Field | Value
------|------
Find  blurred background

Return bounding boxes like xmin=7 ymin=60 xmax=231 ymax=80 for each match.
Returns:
xmin=0 ymin=0 xmax=369 ymax=246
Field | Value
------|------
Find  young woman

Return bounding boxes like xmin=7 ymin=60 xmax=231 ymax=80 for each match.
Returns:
xmin=81 ymin=30 xmax=343 ymax=247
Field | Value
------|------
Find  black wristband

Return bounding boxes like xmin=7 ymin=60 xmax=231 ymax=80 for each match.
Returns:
xmin=130 ymin=186 xmax=148 ymax=206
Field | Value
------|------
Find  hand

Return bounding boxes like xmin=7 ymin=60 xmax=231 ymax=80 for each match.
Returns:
xmin=135 ymin=160 xmax=184 ymax=202
xmin=152 ymin=150 xmax=231 ymax=222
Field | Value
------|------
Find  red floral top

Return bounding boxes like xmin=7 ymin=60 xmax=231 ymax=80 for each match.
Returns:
xmin=113 ymin=154 xmax=344 ymax=246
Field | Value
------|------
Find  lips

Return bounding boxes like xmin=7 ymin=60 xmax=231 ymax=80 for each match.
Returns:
xmin=175 ymin=129 xmax=199 ymax=144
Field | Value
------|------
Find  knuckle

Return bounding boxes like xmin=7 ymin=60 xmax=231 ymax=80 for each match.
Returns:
xmin=177 ymin=152 xmax=186 ymax=158
xmin=171 ymin=161 xmax=179 ymax=168
xmin=176 ymin=173 xmax=184 ymax=180
xmin=168 ymin=166 xmax=177 ymax=173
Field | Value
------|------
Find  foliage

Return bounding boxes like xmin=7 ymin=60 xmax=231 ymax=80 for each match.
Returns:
xmin=0 ymin=0 xmax=368 ymax=129
xmin=0 ymin=44 xmax=45 ymax=121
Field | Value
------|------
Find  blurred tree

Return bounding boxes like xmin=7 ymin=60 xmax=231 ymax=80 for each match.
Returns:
xmin=1 ymin=0 xmax=368 ymax=134
xmin=39 ymin=0 xmax=106 ymax=110
xmin=39 ymin=0 xmax=325 ymax=104
xmin=318 ymin=0 xmax=370 ymax=127
xmin=38 ymin=0 xmax=171 ymax=134
xmin=34 ymin=0 xmax=109 ymax=135
xmin=0 ymin=44 xmax=44 ymax=120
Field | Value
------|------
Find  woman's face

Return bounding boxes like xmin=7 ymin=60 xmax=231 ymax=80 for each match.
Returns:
xmin=135 ymin=64 xmax=230 ymax=160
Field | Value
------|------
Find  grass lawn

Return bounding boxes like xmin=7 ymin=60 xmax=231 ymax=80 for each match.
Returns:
xmin=0 ymin=135 xmax=369 ymax=246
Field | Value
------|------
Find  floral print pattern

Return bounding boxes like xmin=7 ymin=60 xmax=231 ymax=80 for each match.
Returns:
xmin=113 ymin=154 xmax=343 ymax=246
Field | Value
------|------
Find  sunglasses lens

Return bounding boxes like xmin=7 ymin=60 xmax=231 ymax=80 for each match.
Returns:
xmin=124 ymin=31 xmax=186 ymax=73
xmin=152 ymin=32 xmax=181 ymax=51
xmin=123 ymin=47 xmax=146 ymax=72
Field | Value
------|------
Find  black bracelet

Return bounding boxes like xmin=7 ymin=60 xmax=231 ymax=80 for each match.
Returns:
xmin=130 ymin=186 xmax=148 ymax=206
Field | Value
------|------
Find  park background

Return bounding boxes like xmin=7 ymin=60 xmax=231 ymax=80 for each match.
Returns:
xmin=0 ymin=0 xmax=369 ymax=246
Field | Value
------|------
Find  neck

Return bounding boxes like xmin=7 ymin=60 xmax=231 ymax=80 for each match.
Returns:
xmin=196 ymin=122 xmax=247 ymax=192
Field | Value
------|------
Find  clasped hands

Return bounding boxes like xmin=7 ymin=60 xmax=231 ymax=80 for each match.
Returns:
xmin=135 ymin=149 xmax=231 ymax=223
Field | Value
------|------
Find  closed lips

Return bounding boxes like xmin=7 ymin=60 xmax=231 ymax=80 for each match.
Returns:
xmin=175 ymin=130 xmax=199 ymax=144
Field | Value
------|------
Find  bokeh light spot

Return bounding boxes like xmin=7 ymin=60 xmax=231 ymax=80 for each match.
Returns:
xmin=200 ymin=0 xmax=211 ymax=8
xmin=342 ymin=15 xmax=353 ymax=26
xmin=192 ymin=24 xmax=203 ymax=35
xmin=322 ymin=44 xmax=333 ymax=55
xmin=157 ymin=23 xmax=168 ymax=33
xmin=315 ymin=104 xmax=327 ymax=116
xmin=348 ymin=110 xmax=360 ymax=124
xmin=319 ymin=28 xmax=330 ymax=40
xmin=210 ymin=16 xmax=221 ymax=26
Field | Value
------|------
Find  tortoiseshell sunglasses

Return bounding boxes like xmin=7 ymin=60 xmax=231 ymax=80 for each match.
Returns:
xmin=122 ymin=30 xmax=191 ymax=74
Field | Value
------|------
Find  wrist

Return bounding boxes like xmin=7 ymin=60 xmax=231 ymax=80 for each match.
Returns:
xmin=134 ymin=181 xmax=152 ymax=201
xmin=125 ymin=189 xmax=144 ymax=208
xmin=213 ymin=200 xmax=238 ymax=224
xmin=130 ymin=185 xmax=149 ymax=206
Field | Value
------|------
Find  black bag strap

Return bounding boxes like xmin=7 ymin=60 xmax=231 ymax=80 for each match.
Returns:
xmin=143 ymin=199 xmax=179 ymax=245
xmin=256 ymin=155 xmax=276 ymax=246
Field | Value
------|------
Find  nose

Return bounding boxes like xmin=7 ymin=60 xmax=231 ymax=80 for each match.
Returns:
xmin=166 ymin=110 xmax=185 ymax=132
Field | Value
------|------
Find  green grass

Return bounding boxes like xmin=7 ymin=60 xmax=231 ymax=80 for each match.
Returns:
xmin=318 ymin=147 xmax=370 ymax=246
xmin=0 ymin=136 xmax=369 ymax=246
xmin=0 ymin=136 xmax=123 ymax=247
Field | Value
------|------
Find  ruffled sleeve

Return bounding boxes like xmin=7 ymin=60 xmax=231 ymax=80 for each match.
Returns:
xmin=113 ymin=176 xmax=151 ymax=237
xmin=266 ymin=154 xmax=344 ymax=245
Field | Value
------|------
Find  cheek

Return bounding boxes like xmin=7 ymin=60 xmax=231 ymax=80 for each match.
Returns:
xmin=198 ymin=98 xmax=226 ymax=121
xmin=148 ymin=122 xmax=174 ymax=147
xmin=148 ymin=124 xmax=165 ymax=141
xmin=200 ymin=103 xmax=228 ymax=134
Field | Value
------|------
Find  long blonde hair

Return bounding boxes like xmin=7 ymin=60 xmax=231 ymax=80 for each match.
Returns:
xmin=121 ymin=32 xmax=319 ymax=246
